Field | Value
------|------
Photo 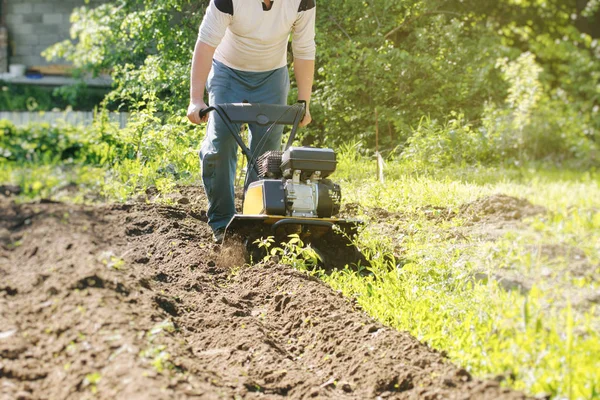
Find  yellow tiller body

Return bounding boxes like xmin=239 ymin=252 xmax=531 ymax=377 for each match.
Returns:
xmin=200 ymin=102 xmax=363 ymax=266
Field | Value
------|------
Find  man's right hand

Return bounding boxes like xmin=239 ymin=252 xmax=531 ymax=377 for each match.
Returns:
xmin=187 ymin=101 xmax=209 ymax=125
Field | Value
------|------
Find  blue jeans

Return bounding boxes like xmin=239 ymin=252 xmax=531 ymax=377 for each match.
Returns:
xmin=200 ymin=60 xmax=290 ymax=232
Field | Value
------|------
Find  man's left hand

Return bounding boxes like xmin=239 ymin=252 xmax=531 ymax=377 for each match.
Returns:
xmin=299 ymin=106 xmax=312 ymax=127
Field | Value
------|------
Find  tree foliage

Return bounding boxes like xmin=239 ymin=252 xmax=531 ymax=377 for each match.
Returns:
xmin=44 ymin=0 xmax=600 ymax=166
xmin=44 ymin=0 xmax=206 ymax=114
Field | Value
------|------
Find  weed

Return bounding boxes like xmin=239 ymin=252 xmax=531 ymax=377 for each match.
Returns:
xmin=255 ymin=234 xmax=322 ymax=273
xmin=139 ymin=345 xmax=173 ymax=374
xmin=83 ymin=372 xmax=101 ymax=394
xmin=148 ymin=319 xmax=175 ymax=338
xmin=98 ymin=251 xmax=126 ymax=270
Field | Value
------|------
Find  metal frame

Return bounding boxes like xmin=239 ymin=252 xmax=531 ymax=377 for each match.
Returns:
xmin=199 ymin=102 xmax=306 ymax=175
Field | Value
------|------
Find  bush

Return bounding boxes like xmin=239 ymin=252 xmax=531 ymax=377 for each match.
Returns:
xmin=0 ymin=104 xmax=203 ymax=199
xmin=308 ymin=10 xmax=508 ymax=149
xmin=401 ymin=113 xmax=487 ymax=168
xmin=37 ymin=0 xmax=600 ymax=167
xmin=0 ymin=81 xmax=109 ymax=112
xmin=0 ymin=102 xmax=200 ymax=173
xmin=402 ymin=53 xmax=599 ymax=168
xmin=0 ymin=120 xmax=100 ymax=164
xmin=482 ymin=53 xmax=599 ymax=167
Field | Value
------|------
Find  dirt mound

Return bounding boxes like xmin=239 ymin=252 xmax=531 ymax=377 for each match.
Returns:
xmin=342 ymin=203 xmax=455 ymax=224
xmin=0 ymin=191 xmax=527 ymax=399
xmin=459 ymin=194 xmax=546 ymax=224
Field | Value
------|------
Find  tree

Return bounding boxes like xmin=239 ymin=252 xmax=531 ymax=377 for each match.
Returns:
xmin=44 ymin=0 xmax=599 ymax=155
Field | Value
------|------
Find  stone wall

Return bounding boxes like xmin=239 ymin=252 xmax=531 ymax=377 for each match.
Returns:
xmin=3 ymin=0 xmax=104 ymax=70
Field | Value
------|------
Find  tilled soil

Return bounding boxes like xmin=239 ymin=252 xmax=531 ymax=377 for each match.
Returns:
xmin=458 ymin=194 xmax=546 ymax=224
xmin=0 ymin=191 xmax=527 ymax=399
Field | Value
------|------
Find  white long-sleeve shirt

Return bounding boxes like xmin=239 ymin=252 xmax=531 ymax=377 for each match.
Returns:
xmin=198 ymin=0 xmax=316 ymax=72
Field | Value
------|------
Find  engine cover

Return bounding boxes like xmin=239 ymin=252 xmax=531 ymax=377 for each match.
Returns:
xmin=243 ymin=180 xmax=285 ymax=215
xmin=284 ymin=179 xmax=341 ymax=218
xmin=281 ymin=147 xmax=337 ymax=180
xmin=284 ymin=180 xmax=316 ymax=217
xmin=242 ymin=178 xmax=341 ymax=218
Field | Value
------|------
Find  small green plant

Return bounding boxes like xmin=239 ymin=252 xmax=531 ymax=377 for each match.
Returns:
xmin=140 ymin=345 xmax=173 ymax=374
xmin=99 ymin=251 xmax=126 ymax=270
xmin=106 ymin=256 xmax=124 ymax=270
xmin=83 ymin=372 xmax=101 ymax=394
xmin=254 ymin=234 xmax=322 ymax=272
xmin=148 ymin=319 xmax=176 ymax=338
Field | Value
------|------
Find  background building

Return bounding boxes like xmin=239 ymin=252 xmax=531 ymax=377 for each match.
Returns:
xmin=0 ymin=0 xmax=105 ymax=76
xmin=0 ymin=0 xmax=115 ymax=122
xmin=0 ymin=0 xmax=109 ymax=87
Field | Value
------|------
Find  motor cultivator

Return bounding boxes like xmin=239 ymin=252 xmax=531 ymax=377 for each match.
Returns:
xmin=200 ymin=102 xmax=363 ymax=267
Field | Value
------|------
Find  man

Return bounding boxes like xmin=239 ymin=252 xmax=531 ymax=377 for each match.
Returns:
xmin=187 ymin=0 xmax=316 ymax=243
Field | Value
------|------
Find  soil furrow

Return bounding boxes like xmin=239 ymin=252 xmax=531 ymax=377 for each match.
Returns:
xmin=0 ymin=193 xmax=527 ymax=399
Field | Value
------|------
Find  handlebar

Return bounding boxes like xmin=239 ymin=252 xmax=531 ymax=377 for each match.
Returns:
xmin=196 ymin=102 xmax=307 ymax=179
xmin=199 ymin=106 xmax=215 ymax=119
xmin=198 ymin=101 xmax=305 ymax=124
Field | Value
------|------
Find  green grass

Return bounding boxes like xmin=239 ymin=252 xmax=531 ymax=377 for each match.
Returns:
xmin=321 ymin=235 xmax=600 ymax=398
xmin=317 ymin=153 xmax=600 ymax=399
xmin=0 ymin=158 xmax=198 ymax=203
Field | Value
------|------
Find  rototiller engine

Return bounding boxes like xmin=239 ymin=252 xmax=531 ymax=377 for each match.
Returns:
xmin=200 ymin=102 xmax=361 ymax=264
xmin=247 ymin=146 xmax=341 ymax=218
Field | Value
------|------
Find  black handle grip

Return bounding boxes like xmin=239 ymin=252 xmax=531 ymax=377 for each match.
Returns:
xmin=199 ymin=107 xmax=215 ymax=119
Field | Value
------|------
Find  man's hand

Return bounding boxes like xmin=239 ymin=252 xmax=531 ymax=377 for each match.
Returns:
xmin=299 ymin=105 xmax=312 ymax=127
xmin=187 ymin=101 xmax=209 ymax=125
